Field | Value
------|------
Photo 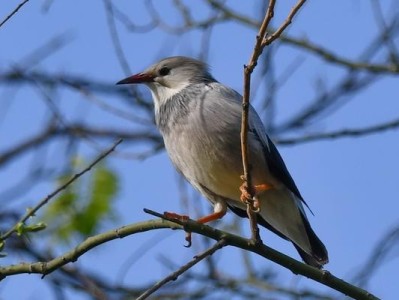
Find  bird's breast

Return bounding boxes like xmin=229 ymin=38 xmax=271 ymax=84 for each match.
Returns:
xmin=158 ymin=85 xmax=273 ymax=202
xmin=163 ymin=121 xmax=250 ymax=201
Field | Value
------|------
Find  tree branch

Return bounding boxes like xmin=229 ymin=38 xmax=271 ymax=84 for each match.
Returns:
xmin=0 ymin=0 xmax=30 ymax=28
xmin=136 ymin=239 xmax=226 ymax=300
xmin=144 ymin=209 xmax=379 ymax=300
xmin=0 ymin=211 xmax=380 ymax=300
xmin=240 ymin=0 xmax=306 ymax=242
xmin=206 ymin=0 xmax=399 ymax=74
xmin=277 ymin=118 xmax=399 ymax=145
xmin=0 ymin=123 xmax=161 ymax=167
xmin=0 ymin=139 xmax=123 ymax=242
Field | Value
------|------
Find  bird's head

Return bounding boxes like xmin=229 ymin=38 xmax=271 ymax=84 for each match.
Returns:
xmin=117 ymin=56 xmax=215 ymax=105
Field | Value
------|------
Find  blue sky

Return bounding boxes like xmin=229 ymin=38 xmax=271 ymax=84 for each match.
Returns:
xmin=1 ymin=1 xmax=399 ymax=299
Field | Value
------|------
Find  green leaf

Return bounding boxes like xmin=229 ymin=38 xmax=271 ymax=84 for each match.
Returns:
xmin=15 ymin=221 xmax=47 ymax=237
xmin=25 ymin=222 xmax=47 ymax=233
xmin=0 ymin=240 xmax=5 ymax=251
xmin=43 ymin=157 xmax=119 ymax=244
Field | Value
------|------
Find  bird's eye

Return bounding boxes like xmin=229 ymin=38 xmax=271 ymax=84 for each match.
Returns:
xmin=159 ymin=66 xmax=170 ymax=76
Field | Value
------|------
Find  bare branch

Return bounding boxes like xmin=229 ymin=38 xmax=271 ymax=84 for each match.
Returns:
xmin=277 ymin=118 xmax=399 ymax=145
xmin=144 ymin=209 xmax=380 ymax=300
xmin=206 ymin=0 xmax=399 ymax=74
xmin=353 ymin=225 xmax=399 ymax=288
xmin=262 ymin=0 xmax=307 ymax=46
xmin=136 ymin=239 xmax=226 ymax=300
xmin=240 ymin=0 xmax=306 ymax=243
xmin=241 ymin=0 xmax=276 ymax=189
xmin=0 ymin=139 xmax=122 ymax=242
xmin=103 ymin=0 xmax=132 ymax=75
xmin=0 ymin=0 xmax=30 ymax=28
xmin=0 ymin=211 xmax=380 ymax=300
xmin=0 ymin=219 xmax=177 ymax=280
xmin=0 ymin=123 xmax=161 ymax=167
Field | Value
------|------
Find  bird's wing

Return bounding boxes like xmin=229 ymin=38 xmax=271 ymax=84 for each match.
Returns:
xmin=248 ymin=107 xmax=313 ymax=213
xmin=207 ymin=83 xmax=312 ymax=212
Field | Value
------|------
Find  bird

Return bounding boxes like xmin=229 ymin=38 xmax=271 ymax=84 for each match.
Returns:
xmin=117 ymin=56 xmax=328 ymax=268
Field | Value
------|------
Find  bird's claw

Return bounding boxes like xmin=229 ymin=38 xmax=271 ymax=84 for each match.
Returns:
xmin=184 ymin=232 xmax=192 ymax=248
xmin=164 ymin=211 xmax=192 ymax=247
xmin=239 ymin=182 xmax=258 ymax=212
xmin=239 ymin=181 xmax=273 ymax=213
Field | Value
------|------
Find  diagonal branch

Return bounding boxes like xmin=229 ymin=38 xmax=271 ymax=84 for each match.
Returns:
xmin=262 ymin=0 xmax=307 ymax=46
xmin=145 ymin=209 xmax=379 ymax=300
xmin=0 ymin=139 xmax=123 ymax=242
xmin=136 ymin=239 xmax=226 ymax=300
xmin=206 ymin=0 xmax=399 ymax=74
xmin=0 ymin=123 xmax=161 ymax=167
xmin=277 ymin=118 xmax=399 ymax=145
xmin=0 ymin=0 xmax=30 ymax=28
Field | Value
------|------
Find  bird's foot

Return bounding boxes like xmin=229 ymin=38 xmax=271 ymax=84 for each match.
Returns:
xmin=184 ymin=232 xmax=192 ymax=248
xmin=239 ymin=180 xmax=274 ymax=212
xmin=163 ymin=211 xmax=192 ymax=247
xmin=163 ymin=210 xmax=227 ymax=248
xmin=164 ymin=211 xmax=190 ymax=222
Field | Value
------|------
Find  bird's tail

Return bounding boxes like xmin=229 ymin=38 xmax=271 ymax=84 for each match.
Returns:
xmin=255 ymin=189 xmax=328 ymax=268
xmin=293 ymin=214 xmax=328 ymax=268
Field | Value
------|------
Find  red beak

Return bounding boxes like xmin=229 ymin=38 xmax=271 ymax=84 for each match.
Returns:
xmin=116 ymin=72 xmax=155 ymax=85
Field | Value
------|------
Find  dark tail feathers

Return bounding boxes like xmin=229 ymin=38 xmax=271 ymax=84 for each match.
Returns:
xmin=296 ymin=215 xmax=329 ymax=268
xmin=227 ymin=204 xmax=328 ymax=268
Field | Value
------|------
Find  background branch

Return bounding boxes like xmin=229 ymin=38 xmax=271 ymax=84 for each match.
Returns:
xmin=137 ymin=239 xmax=226 ymax=300
xmin=0 ymin=0 xmax=30 ymax=28
xmin=0 ymin=139 xmax=122 ymax=242
xmin=1 ymin=1 xmax=398 ymax=299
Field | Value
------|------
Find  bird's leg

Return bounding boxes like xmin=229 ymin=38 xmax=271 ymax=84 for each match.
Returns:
xmin=196 ymin=210 xmax=226 ymax=223
xmin=239 ymin=178 xmax=274 ymax=212
xmin=164 ymin=201 xmax=227 ymax=247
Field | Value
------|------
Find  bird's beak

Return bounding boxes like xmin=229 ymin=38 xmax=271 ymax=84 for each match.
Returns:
xmin=116 ymin=72 xmax=155 ymax=85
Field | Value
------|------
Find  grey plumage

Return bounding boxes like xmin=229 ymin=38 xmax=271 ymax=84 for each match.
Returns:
xmin=117 ymin=56 xmax=328 ymax=268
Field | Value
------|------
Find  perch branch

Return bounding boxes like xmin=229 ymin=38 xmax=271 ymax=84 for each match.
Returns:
xmin=240 ymin=0 xmax=306 ymax=242
xmin=0 ymin=209 xmax=380 ymax=300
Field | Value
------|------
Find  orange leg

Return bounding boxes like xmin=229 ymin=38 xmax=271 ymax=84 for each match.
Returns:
xmin=254 ymin=183 xmax=274 ymax=193
xmin=197 ymin=210 xmax=226 ymax=224
xmin=164 ymin=209 xmax=227 ymax=247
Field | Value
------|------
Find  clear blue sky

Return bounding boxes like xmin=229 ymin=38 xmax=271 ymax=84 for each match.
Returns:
xmin=1 ymin=1 xmax=398 ymax=299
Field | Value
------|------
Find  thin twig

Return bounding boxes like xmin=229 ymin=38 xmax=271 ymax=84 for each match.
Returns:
xmin=136 ymin=239 xmax=226 ymax=300
xmin=0 ymin=0 xmax=30 ymax=28
xmin=240 ymin=0 xmax=307 ymax=242
xmin=0 ymin=123 xmax=160 ymax=167
xmin=277 ymin=118 xmax=399 ymax=145
xmin=103 ymin=0 xmax=131 ymax=75
xmin=263 ymin=0 xmax=307 ymax=46
xmin=0 ymin=139 xmax=123 ymax=241
xmin=206 ymin=0 xmax=399 ymax=74
xmin=240 ymin=0 xmax=276 ymax=243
